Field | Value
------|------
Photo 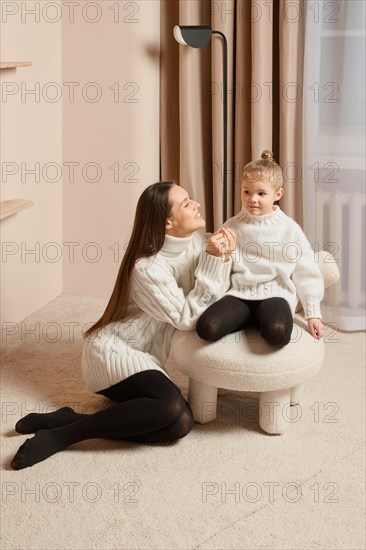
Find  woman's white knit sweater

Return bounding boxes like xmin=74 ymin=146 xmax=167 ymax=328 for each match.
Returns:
xmin=224 ymin=206 xmax=324 ymax=319
xmin=81 ymin=232 xmax=232 ymax=392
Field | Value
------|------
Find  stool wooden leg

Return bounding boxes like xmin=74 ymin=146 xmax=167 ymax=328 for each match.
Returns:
xmin=188 ymin=379 xmax=218 ymax=424
xmin=290 ymin=384 xmax=304 ymax=406
xmin=259 ymin=389 xmax=291 ymax=435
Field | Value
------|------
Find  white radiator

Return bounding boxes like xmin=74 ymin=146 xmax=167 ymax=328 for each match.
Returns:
xmin=316 ymin=189 xmax=366 ymax=316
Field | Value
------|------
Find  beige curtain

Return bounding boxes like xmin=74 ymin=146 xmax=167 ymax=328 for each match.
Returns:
xmin=160 ymin=0 xmax=304 ymax=231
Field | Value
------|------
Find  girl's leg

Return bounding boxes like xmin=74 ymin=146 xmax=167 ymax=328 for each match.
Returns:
xmin=254 ymin=297 xmax=293 ymax=347
xmin=11 ymin=370 xmax=194 ymax=470
xmin=196 ymin=296 xmax=252 ymax=342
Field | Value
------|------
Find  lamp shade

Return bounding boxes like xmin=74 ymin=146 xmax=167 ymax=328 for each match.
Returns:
xmin=173 ymin=25 xmax=212 ymax=48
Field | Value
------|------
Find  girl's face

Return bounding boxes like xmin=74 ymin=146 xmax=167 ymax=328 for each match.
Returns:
xmin=241 ymin=177 xmax=283 ymax=216
xmin=165 ymin=185 xmax=206 ymax=237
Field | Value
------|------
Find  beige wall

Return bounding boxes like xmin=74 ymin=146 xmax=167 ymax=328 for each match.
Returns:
xmin=62 ymin=0 xmax=160 ymax=298
xmin=0 ymin=1 xmax=63 ymax=324
xmin=1 ymin=0 xmax=160 ymax=323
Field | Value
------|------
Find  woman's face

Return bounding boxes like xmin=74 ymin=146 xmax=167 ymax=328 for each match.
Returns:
xmin=165 ymin=185 xmax=206 ymax=237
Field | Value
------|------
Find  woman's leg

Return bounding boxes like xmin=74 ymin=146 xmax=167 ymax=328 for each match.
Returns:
xmin=15 ymin=372 xmax=192 ymax=437
xmin=15 ymin=407 xmax=87 ymax=434
xmin=15 ymin=376 xmax=194 ymax=441
xmin=254 ymin=297 xmax=293 ymax=347
xmin=196 ymin=296 xmax=252 ymax=342
xmin=98 ymin=373 xmax=194 ymax=444
xmin=11 ymin=370 xmax=194 ymax=470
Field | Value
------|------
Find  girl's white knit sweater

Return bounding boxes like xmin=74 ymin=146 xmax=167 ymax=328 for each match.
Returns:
xmin=81 ymin=232 xmax=232 ymax=392
xmin=224 ymin=206 xmax=324 ymax=319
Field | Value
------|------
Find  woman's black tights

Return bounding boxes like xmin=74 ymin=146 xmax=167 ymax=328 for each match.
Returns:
xmin=11 ymin=370 xmax=194 ymax=470
xmin=196 ymin=296 xmax=293 ymax=347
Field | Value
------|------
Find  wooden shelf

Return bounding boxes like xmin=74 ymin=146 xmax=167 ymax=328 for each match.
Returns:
xmin=0 ymin=199 xmax=34 ymax=220
xmin=0 ymin=62 xmax=32 ymax=70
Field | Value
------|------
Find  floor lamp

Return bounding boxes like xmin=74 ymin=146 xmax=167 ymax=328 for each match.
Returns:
xmin=173 ymin=25 xmax=228 ymax=221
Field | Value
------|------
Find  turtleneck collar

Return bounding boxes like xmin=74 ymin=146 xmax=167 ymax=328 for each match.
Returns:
xmin=159 ymin=234 xmax=193 ymax=258
xmin=238 ymin=205 xmax=285 ymax=225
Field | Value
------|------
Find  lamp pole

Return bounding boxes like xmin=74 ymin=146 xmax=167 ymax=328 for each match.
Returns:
xmin=212 ymin=30 xmax=228 ymax=221
xmin=173 ymin=26 xmax=228 ymax=221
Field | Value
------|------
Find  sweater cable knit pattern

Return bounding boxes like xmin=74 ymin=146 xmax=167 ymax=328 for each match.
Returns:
xmin=81 ymin=233 xmax=232 ymax=392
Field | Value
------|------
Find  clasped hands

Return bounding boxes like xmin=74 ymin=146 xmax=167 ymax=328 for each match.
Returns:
xmin=205 ymin=227 xmax=236 ymax=261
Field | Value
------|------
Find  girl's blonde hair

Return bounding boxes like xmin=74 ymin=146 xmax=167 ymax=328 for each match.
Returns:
xmin=242 ymin=150 xmax=283 ymax=190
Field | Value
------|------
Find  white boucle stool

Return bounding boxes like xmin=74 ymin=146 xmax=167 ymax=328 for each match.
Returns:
xmin=171 ymin=252 xmax=340 ymax=435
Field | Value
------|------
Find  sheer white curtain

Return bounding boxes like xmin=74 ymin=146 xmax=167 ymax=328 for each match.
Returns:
xmin=303 ymin=0 xmax=366 ymax=331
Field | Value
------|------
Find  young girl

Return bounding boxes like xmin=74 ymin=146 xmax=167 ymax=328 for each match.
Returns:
xmin=196 ymin=150 xmax=324 ymax=346
xmin=11 ymin=181 xmax=235 ymax=470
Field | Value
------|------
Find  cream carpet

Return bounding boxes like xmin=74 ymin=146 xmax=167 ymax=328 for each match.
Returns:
xmin=1 ymin=294 xmax=365 ymax=550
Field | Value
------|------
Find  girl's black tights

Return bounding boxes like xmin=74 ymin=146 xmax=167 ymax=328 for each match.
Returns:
xmin=11 ymin=370 xmax=194 ymax=470
xmin=196 ymin=296 xmax=293 ymax=347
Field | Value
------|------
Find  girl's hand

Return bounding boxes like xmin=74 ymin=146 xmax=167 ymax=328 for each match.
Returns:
xmin=221 ymin=227 xmax=236 ymax=255
xmin=206 ymin=228 xmax=236 ymax=259
xmin=308 ymin=318 xmax=324 ymax=340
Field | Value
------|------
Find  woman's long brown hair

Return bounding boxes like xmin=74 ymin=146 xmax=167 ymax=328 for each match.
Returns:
xmin=83 ymin=181 xmax=174 ymax=340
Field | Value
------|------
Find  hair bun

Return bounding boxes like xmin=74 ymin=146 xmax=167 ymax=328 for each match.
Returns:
xmin=261 ymin=150 xmax=273 ymax=160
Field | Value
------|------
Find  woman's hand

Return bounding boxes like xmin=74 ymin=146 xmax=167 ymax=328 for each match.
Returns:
xmin=308 ymin=318 xmax=324 ymax=340
xmin=206 ymin=228 xmax=236 ymax=260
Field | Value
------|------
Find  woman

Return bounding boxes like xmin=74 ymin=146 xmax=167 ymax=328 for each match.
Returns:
xmin=11 ymin=181 xmax=235 ymax=469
